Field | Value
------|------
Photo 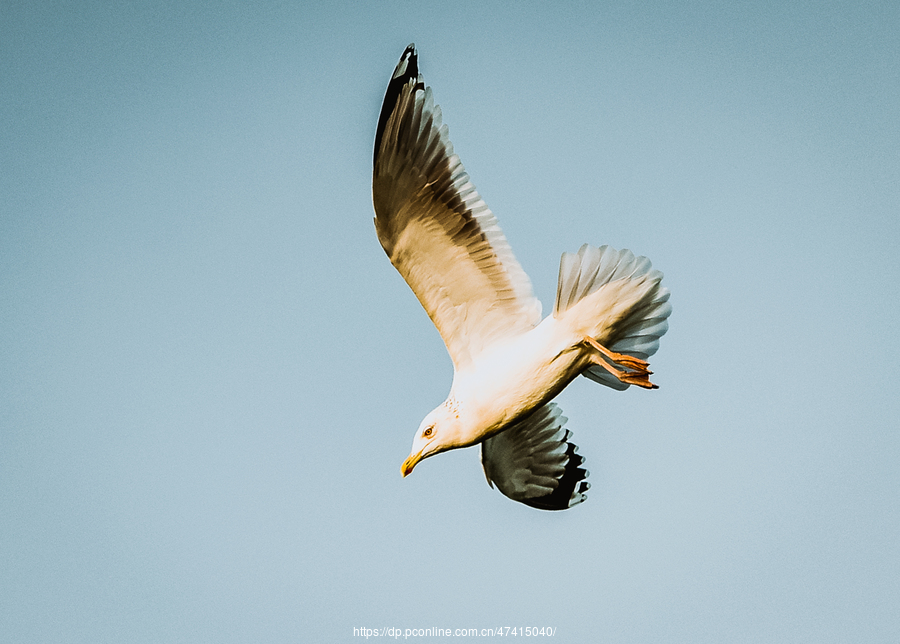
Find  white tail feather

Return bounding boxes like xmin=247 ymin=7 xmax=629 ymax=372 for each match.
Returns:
xmin=554 ymin=244 xmax=671 ymax=390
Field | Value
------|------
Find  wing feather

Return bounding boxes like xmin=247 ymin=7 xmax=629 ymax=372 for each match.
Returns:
xmin=373 ymin=44 xmax=541 ymax=369
xmin=481 ymin=403 xmax=590 ymax=511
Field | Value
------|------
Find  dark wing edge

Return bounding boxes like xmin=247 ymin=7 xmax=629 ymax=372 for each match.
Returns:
xmin=481 ymin=403 xmax=590 ymax=511
xmin=374 ymin=43 xmax=420 ymax=166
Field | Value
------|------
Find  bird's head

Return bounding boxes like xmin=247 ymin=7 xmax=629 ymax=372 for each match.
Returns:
xmin=401 ymin=400 xmax=465 ymax=477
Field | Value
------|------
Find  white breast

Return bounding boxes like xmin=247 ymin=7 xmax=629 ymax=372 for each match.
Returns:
xmin=450 ymin=316 xmax=586 ymax=441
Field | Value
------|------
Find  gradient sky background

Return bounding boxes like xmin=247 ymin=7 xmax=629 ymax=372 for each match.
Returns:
xmin=2 ymin=1 xmax=898 ymax=642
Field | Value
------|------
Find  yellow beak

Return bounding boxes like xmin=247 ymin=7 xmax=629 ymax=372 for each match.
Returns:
xmin=401 ymin=451 xmax=423 ymax=477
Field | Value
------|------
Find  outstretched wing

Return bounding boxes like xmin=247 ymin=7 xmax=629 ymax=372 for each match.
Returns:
xmin=481 ymin=403 xmax=590 ymax=510
xmin=372 ymin=44 xmax=542 ymax=370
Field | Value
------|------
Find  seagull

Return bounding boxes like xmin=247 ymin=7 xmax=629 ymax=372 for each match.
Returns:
xmin=372 ymin=44 xmax=671 ymax=510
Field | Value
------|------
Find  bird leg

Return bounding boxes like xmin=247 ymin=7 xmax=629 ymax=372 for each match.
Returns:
xmin=582 ymin=336 xmax=658 ymax=389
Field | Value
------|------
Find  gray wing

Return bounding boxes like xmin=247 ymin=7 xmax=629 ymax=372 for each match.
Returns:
xmin=481 ymin=403 xmax=590 ymax=510
xmin=372 ymin=44 xmax=542 ymax=371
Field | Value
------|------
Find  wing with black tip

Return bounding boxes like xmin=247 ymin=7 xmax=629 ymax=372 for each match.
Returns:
xmin=481 ymin=403 xmax=590 ymax=510
xmin=372 ymin=44 xmax=542 ymax=370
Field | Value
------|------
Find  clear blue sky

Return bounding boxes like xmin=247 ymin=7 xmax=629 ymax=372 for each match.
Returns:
xmin=2 ymin=1 xmax=898 ymax=642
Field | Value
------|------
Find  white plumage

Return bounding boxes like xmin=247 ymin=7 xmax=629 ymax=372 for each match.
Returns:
xmin=373 ymin=45 xmax=671 ymax=510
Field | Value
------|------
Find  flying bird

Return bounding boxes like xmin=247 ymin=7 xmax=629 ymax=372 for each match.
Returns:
xmin=372 ymin=44 xmax=671 ymax=510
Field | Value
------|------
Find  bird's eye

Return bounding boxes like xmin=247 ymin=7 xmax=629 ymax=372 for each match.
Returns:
xmin=423 ymin=426 xmax=433 ymax=437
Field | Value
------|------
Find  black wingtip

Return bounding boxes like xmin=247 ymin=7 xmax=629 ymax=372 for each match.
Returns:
xmin=394 ymin=44 xmax=417 ymax=79
xmin=522 ymin=441 xmax=590 ymax=511
xmin=374 ymin=44 xmax=421 ymax=162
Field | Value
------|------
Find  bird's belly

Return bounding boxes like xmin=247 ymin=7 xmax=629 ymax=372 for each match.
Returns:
xmin=453 ymin=322 xmax=585 ymax=439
